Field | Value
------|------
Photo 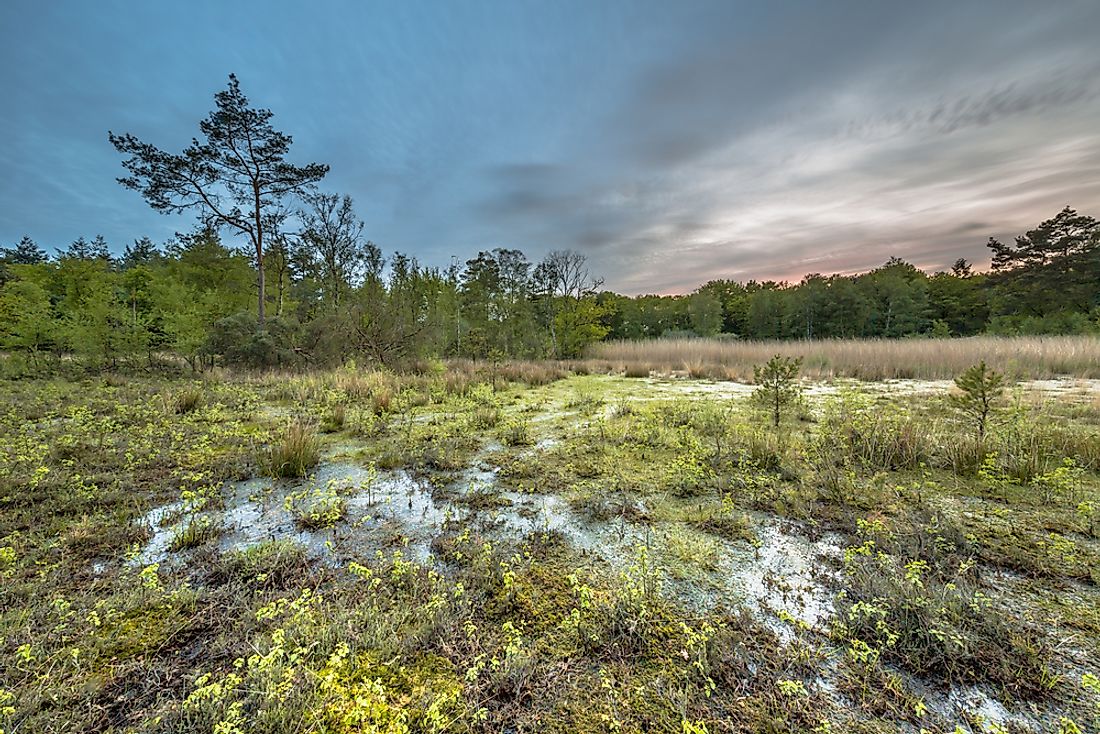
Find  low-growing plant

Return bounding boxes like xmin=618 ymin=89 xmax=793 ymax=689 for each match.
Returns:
xmin=169 ymin=515 xmax=220 ymax=551
xmin=499 ymin=419 xmax=532 ymax=447
xmin=285 ymin=480 xmax=348 ymax=529
xmin=172 ymin=385 xmax=205 ymax=414
xmin=472 ymin=405 xmax=501 ymax=429
xmin=321 ymin=402 xmax=346 ymax=432
xmin=835 ymin=520 xmax=1053 ymax=698
xmin=266 ymin=422 xmax=321 ymax=478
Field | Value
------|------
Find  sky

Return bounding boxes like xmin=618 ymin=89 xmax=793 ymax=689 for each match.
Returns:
xmin=1 ymin=1 xmax=1098 ymax=294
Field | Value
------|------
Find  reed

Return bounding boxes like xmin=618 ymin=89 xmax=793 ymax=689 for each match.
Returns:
xmin=587 ymin=335 xmax=1100 ymax=381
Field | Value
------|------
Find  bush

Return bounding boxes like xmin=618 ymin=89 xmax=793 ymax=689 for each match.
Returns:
xmin=206 ymin=312 xmax=300 ymax=368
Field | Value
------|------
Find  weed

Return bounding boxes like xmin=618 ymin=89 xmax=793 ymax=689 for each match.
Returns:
xmin=499 ymin=419 xmax=533 ymax=447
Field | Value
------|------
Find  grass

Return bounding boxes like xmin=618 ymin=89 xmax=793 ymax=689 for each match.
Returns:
xmin=265 ymin=422 xmax=321 ymax=478
xmin=588 ymin=335 xmax=1100 ymax=380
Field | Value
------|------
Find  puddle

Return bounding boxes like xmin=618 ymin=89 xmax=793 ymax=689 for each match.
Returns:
xmin=134 ymin=456 xmax=844 ymax=636
xmin=135 ymin=499 xmax=185 ymax=565
xmin=220 ymin=464 xmax=449 ymax=562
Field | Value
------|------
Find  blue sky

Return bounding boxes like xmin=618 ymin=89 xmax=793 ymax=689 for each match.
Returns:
xmin=2 ymin=0 xmax=1098 ymax=293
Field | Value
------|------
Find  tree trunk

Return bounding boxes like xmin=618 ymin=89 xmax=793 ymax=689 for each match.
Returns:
xmin=257 ymin=254 xmax=266 ymax=324
xmin=254 ymin=185 xmax=266 ymax=325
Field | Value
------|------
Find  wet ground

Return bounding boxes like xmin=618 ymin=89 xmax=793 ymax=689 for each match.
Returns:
xmin=131 ymin=374 xmax=1100 ymax=732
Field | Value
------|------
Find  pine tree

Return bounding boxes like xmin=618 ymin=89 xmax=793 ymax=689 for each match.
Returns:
xmin=951 ymin=361 xmax=1006 ymax=439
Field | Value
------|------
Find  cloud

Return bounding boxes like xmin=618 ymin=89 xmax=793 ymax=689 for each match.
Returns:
xmin=3 ymin=1 xmax=1100 ymax=294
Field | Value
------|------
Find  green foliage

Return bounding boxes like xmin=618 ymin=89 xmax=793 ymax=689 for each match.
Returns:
xmin=208 ymin=312 xmax=299 ymax=368
xmin=2 ymin=208 xmax=1097 ymax=370
xmin=752 ymin=354 xmax=803 ymax=427
xmin=835 ymin=519 xmax=1052 ymax=698
xmin=951 ymin=361 xmax=1006 ymax=439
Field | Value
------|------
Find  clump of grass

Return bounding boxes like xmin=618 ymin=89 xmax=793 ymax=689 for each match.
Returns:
xmin=171 ymin=385 xmax=204 ymax=414
xmin=266 ymin=422 xmax=321 ymax=478
xmin=684 ymin=503 xmax=757 ymax=543
xmin=169 ymin=516 xmax=219 ymax=551
xmin=219 ymin=539 xmax=310 ymax=588
xmin=320 ymin=402 xmax=346 ymax=432
xmin=370 ymin=387 xmax=394 ymax=415
xmin=472 ymin=405 xmax=501 ymax=429
xmin=664 ymin=527 xmax=720 ymax=574
xmin=733 ymin=428 xmax=785 ymax=472
xmin=457 ymin=486 xmax=511 ymax=510
xmin=500 ymin=419 xmax=532 ymax=447
xmin=815 ymin=398 xmax=930 ymax=472
xmin=566 ymin=387 xmax=605 ymax=415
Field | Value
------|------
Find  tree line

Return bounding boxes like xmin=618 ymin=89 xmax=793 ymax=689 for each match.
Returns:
xmin=2 ymin=203 xmax=1096 ymax=371
xmin=603 ymin=204 xmax=1099 ymax=342
xmin=0 ymin=74 xmax=1097 ymax=371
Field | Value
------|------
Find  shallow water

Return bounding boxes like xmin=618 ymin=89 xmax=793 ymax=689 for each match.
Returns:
xmin=135 ymin=454 xmax=843 ymax=635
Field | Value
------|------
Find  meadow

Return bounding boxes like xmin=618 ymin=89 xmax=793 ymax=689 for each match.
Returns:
xmin=1 ymin=353 xmax=1099 ymax=733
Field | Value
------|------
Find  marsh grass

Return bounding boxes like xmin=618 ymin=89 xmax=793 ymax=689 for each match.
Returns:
xmin=589 ymin=335 xmax=1100 ymax=380
xmin=4 ymin=367 xmax=1099 ymax=733
xmin=320 ymin=402 xmax=346 ymax=432
xmin=171 ymin=385 xmax=204 ymax=414
xmin=169 ymin=515 xmax=220 ymax=551
xmin=266 ymin=422 xmax=321 ymax=478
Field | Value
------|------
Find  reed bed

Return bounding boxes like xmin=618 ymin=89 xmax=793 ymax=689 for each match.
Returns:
xmin=586 ymin=335 xmax=1100 ymax=381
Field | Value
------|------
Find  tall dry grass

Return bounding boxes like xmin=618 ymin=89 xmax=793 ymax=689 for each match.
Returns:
xmin=586 ymin=336 xmax=1100 ymax=381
